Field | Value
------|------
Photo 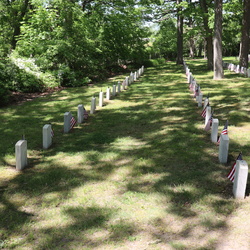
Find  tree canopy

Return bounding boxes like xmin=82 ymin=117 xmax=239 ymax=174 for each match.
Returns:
xmin=0 ymin=0 xmax=249 ymax=105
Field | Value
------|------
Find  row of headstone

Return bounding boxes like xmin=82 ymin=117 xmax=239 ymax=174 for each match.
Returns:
xmin=15 ymin=65 xmax=145 ymax=171
xmin=223 ymin=62 xmax=250 ymax=77
xmin=183 ymin=61 xmax=248 ymax=199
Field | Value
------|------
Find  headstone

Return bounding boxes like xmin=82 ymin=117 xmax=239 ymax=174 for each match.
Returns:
xmin=247 ymin=68 xmax=250 ymax=78
xmin=117 ymin=81 xmax=121 ymax=93
xmin=77 ymin=104 xmax=84 ymax=123
xmin=134 ymin=71 xmax=137 ymax=81
xmin=64 ymin=111 xmax=72 ymax=133
xmin=90 ymin=97 xmax=96 ymax=114
xmin=106 ymin=87 xmax=111 ymax=100
xmin=112 ymin=84 xmax=116 ymax=96
xmin=142 ymin=65 xmax=144 ymax=74
xmin=188 ymin=73 xmax=192 ymax=84
xmin=233 ymin=160 xmax=248 ymax=199
xmin=203 ymin=97 xmax=209 ymax=109
xmin=218 ymin=134 xmax=229 ymax=163
xmin=99 ymin=91 xmax=104 ymax=107
xmin=43 ymin=124 xmax=52 ymax=149
xmin=15 ymin=140 xmax=27 ymax=171
xmin=122 ymin=80 xmax=126 ymax=90
xmin=125 ymin=76 xmax=129 ymax=88
xmin=205 ymin=106 xmax=211 ymax=125
xmin=211 ymin=118 xmax=219 ymax=143
xmin=198 ymin=93 xmax=203 ymax=107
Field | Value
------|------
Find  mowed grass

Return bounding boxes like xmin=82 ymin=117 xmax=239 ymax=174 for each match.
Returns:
xmin=0 ymin=59 xmax=250 ymax=249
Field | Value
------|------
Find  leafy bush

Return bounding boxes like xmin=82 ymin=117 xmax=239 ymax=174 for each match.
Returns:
xmin=0 ymin=82 xmax=9 ymax=106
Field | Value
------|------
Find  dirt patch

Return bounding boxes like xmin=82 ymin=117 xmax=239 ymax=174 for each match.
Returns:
xmin=8 ymin=87 xmax=65 ymax=106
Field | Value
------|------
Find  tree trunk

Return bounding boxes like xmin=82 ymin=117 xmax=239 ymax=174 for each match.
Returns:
xmin=213 ymin=0 xmax=224 ymax=79
xmin=176 ymin=0 xmax=183 ymax=65
xmin=200 ymin=0 xmax=213 ymax=70
xmin=239 ymin=0 xmax=250 ymax=68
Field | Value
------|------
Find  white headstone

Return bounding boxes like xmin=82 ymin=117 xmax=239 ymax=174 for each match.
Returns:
xmin=117 ymin=81 xmax=121 ymax=93
xmin=43 ymin=124 xmax=52 ymax=149
xmin=203 ymin=97 xmax=209 ymax=109
xmin=211 ymin=118 xmax=219 ymax=143
xmin=198 ymin=93 xmax=203 ymax=107
xmin=247 ymin=68 xmax=250 ymax=78
xmin=205 ymin=106 xmax=211 ymax=125
xmin=125 ymin=77 xmax=129 ymax=88
xmin=90 ymin=97 xmax=96 ymax=114
xmin=134 ymin=71 xmax=137 ymax=81
xmin=112 ymin=84 xmax=116 ymax=96
xmin=99 ymin=91 xmax=104 ymax=107
xmin=106 ymin=87 xmax=111 ymax=100
xmin=64 ymin=111 xmax=72 ymax=133
xmin=77 ymin=104 xmax=84 ymax=123
xmin=233 ymin=160 xmax=248 ymax=199
xmin=219 ymin=134 xmax=229 ymax=163
xmin=15 ymin=140 xmax=27 ymax=171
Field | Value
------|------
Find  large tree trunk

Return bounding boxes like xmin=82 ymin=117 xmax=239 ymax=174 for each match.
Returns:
xmin=239 ymin=0 xmax=250 ymax=68
xmin=11 ymin=0 xmax=30 ymax=49
xmin=200 ymin=0 xmax=213 ymax=70
xmin=213 ymin=0 xmax=224 ymax=79
xmin=176 ymin=0 xmax=183 ymax=65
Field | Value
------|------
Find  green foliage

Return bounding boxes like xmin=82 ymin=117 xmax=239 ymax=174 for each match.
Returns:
xmin=152 ymin=19 xmax=177 ymax=60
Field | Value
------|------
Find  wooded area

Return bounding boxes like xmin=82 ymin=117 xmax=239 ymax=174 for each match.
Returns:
xmin=0 ymin=0 xmax=249 ymax=105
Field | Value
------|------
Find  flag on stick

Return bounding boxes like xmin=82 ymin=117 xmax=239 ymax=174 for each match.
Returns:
xmin=201 ymin=102 xmax=209 ymax=118
xmin=227 ymin=152 xmax=243 ymax=182
xmin=194 ymin=84 xmax=199 ymax=98
xmin=70 ymin=116 xmax=77 ymax=130
xmin=51 ymin=128 xmax=54 ymax=137
xmin=204 ymin=110 xmax=213 ymax=131
xmin=217 ymin=120 xmax=228 ymax=144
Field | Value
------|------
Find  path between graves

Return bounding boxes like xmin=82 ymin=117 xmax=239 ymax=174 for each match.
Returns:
xmin=2 ymin=62 xmax=250 ymax=249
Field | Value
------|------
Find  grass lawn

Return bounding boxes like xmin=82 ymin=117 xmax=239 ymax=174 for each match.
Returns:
xmin=0 ymin=59 xmax=250 ymax=249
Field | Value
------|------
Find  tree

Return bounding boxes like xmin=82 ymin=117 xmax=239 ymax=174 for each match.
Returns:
xmin=239 ymin=0 xmax=250 ymax=68
xmin=176 ymin=0 xmax=183 ymax=64
xmin=199 ymin=0 xmax=213 ymax=70
xmin=213 ymin=0 xmax=224 ymax=79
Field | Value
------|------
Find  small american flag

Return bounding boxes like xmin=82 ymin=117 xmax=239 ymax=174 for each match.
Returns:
xmin=51 ymin=128 xmax=54 ymax=137
xmin=201 ymin=102 xmax=209 ymax=118
xmin=227 ymin=153 xmax=243 ymax=182
xmin=204 ymin=111 xmax=213 ymax=131
xmin=194 ymin=85 xmax=199 ymax=98
xmin=70 ymin=116 xmax=77 ymax=130
xmin=217 ymin=120 xmax=228 ymax=143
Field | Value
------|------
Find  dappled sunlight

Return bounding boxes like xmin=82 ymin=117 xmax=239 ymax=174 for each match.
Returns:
xmin=1 ymin=61 xmax=250 ymax=249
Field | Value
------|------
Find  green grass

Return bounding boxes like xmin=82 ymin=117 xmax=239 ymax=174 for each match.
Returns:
xmin=0 ymin=59 xmax=250 ymax=249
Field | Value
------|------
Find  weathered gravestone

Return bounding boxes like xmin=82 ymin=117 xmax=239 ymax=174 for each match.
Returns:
xmin=233 ymin=160 xmax=248 ymax=199
xmin=64 ymin=111 xmax=72 ymax=133
xmin=211 ymin=118 xmax=219 ymax=143
xmin=15 ymin=140 xmax=27 ymax=171
xmin=43 ymin=124 xmax=53 ymax=149
xmin=77 ymin=104 xmax=84 ymax=123
xmin=219 ymin=134 xmax=229 ymax=163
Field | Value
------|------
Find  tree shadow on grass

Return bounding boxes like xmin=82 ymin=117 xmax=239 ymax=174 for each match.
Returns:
xmin=0 ymin=61 xmax=248 ymax=249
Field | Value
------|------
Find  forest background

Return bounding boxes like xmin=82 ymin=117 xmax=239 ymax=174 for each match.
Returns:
xmin=0 ymin=0 xmax=249 ymax=106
